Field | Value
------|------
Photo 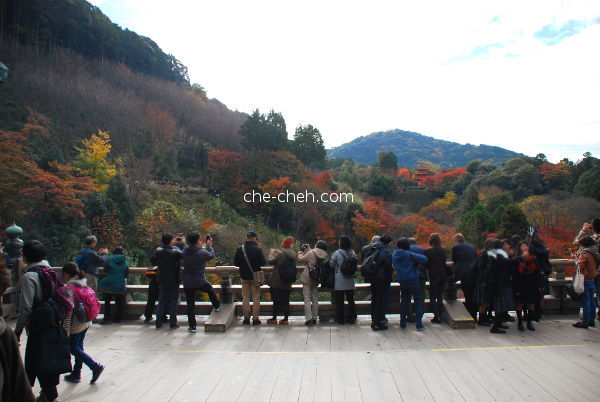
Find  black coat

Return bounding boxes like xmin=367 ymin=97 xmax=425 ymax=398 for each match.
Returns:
xmin=234 ymin=241 xmax=267 ymax=281
xmin=370 ymin=242 xmax=393 ymax=283
xmin=0 ymin=319 xmax=35 ymax=402
xmin=451 ymin=242 xmax=477 ymax=282
xmin=150 ymin=246 xmax=183 ymax=288
xmin=25 ymin=299 xmax=71 ymax=383
xmin=182 ymin=245 xmax=215 ymax=288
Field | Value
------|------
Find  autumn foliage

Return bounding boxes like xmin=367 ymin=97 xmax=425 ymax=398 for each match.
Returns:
xmin=420 ymin=168 xmax=466 ymax=193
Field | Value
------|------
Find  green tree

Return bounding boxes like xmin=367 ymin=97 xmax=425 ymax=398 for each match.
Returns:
xmin=239 ymin=109 xmax=288 ymax=152
xmin=377 ymin=152 xmax=398 ymax=172
xmin=366 ymin=172 xmax=397 ymax=201
xmin=574 ymin=166 xmax=600 ymax=201
xmin=498 ymin=204 xmax=529 ymax=239
xmin=106 ymin=175 xmax=135 ymax=226
xmin=457 ymin=202 xmax=494 ymax=247
xmin=291 ymin=124 xmax=326 ymax=168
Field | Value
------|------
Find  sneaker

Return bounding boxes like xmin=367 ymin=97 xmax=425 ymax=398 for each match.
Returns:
xmin=90 ymin=365 xmax=105 ymax=384
xmin=64 ymin=373 xmax=81 ymax=383
xmin=267 ymin=318 xmax=278 ymax=324
xmin=572 ymin=322 xmax=588 ymax=329
xmin=518 ymin=322 xmax=525 ymax=331
xmin=527 ymin=322 xmax=535 ymax=331
xmin=243 ymin=317 xmax=251 ymax=325
xmin=382 ymin=318 xmax=389 ymax=324
xmin=431 ymin=317 xmax=442 ymax=324
xmin=188 ymin=326 xmax=197 ymax=333
xmin=371 ymin=323 xmax=388 ymax=331
xmin=252 ymin=318 xmax=262 ymax=325
xmin=279 ymin=319 xmax=289 ymax=325
xmin=144 ymin=317 xmax=154 ymax=323
xmin=490 ymin=327 xmax=506 ymax=334
xmin=416 ymin=325 xmax=425 ymax=331
xmin=588 ymin=322 xmax=595 ymax=327
xmin=214 ymin=305 xmax=221 ymax=312
xmin=170 ymin=324 xmax=180 ymax=330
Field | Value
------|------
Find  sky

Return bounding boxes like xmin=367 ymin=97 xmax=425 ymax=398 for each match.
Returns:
xmin=90 ymin=0 xmax=599 ymax=163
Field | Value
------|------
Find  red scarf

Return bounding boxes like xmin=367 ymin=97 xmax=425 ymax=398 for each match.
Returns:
xmin=517 ymin=255 xmax=539 ymax=274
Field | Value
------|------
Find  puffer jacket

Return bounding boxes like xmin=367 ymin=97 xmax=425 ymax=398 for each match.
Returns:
xmin=298 ymin=248 xmax=328 ymax=287
xmin=578 ymin=246 xmax=600 ymax=280
xmin=150 ymin=245 xmax=183 ymax=288
xmin=268 ymin=248 xmax=297 ymax=290
xmin=98 ymin=254 xmax=129 ymax=294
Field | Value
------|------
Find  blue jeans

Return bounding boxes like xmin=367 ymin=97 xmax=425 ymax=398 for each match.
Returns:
xmin=400 ymin=283 xmax=424 ymax=328
xmin=156 ymin=287 xmax=179 ymax=326
xmin=583 ymin=280 xmax=597 ymax=325
xmin=69 ymin=329 xmax=100 ymax=375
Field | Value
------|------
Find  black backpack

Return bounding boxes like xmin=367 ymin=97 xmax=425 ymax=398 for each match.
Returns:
xmin=361 ymin=247 xmax=380 ymax=282
xmin=309 ymin=257 xmax=327 ymax=282
xmin=340 ymin=251 xmax=358 ymax=276
xmin=279 ymin=256 xmax=298 ymax=283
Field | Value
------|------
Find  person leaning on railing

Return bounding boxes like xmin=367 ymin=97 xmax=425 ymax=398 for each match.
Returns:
xmin=297 ymin=240 xmax=328 ymax=326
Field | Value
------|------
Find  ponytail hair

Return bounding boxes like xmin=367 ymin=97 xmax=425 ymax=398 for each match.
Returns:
xmin=63 ymin=262 xmax=85 ymax=279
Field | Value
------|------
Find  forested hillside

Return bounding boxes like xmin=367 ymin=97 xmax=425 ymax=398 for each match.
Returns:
xmin=328 ymin=129 xmax=522 ymax=168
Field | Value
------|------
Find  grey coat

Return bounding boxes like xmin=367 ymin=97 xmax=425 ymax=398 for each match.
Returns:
xmin=330 ymin=249 xmax=356 ymax=291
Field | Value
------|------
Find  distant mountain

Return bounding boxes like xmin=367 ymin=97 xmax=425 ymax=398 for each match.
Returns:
xmin=327 ymin=129 xmax=523 ymax=168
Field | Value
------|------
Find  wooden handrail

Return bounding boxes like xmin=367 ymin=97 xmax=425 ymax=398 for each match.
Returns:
xmin=50 ymin=259 xmax=576 ymax=276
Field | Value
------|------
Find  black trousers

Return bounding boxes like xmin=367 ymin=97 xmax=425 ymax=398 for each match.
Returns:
xmin=429 ymin=278 xmax=446 ymax=318
xmin=104 ymin=293 xmax=125 ymax=321
xmin=37 ymin=374 xmax=59 ymax=401
xmin=462 ymin=282 xmax=477 ymax=319
xmin=144 ymin=275 xmax=160 ymax=320
xmin=270 ymin=288 xmax=291 ymax=318
xmin=335 ymin=290 xmax=356 ymax=322
xmin=370 ymin=282 xmax=390 ymax=325
xmin=185 ymin=284 xmax=221 ymax=327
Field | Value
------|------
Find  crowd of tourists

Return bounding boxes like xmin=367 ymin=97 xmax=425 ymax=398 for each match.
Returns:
xmin=0 ymin=219 xmax=598 ymax=401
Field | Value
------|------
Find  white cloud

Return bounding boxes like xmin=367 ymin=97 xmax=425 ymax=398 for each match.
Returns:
xmin=96 ymin=0 xmax=600 ymax=162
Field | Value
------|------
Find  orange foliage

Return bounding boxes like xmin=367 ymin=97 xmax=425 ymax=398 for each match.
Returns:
xmin=537 ymin=226 xmax=577 ymax=259
xmin=352 ymin=198 xmax=401 ymax=243
xmin=20 ymin=162 xmax=94 ymax=218
xmin=259 ymin=177 xmax=292 ymax=194
xmin=201 ymin=218 xmax=217 ymax=233
xmin=396 ymin=168 xmax=414 ymax=181
xmin=312 ymin=171 xmax=332 ymax=187
xmin=420 ymin=168 xmax=466 ymax=193
xmin=145 ymin=102 xmax=177 ymax=140
xmin=398 ymin=214 xmax=454 ymax=247
xmin=208 ymin=150 xmax=245 ymax=203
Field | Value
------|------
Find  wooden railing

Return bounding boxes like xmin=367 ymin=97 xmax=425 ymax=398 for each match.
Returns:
xmin=39 ymin=259 xmax=578 ymax=320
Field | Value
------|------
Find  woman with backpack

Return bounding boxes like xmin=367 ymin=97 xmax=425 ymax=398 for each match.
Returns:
xmin=267 ymin=237 xmax=297 ymax=325
xmin=62 ymin=263 xmax=105 ymax=384
xmin=298 ymin=240 xmax=328 ymax=326
xmin=330 ymin=235 xmax=357 ymax=325
xmin=98 ymin=247 xmax=129 ymax=324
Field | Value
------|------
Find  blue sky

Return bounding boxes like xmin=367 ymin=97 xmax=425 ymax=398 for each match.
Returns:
xmin=90 ymin=0 xmax=599 ymax=162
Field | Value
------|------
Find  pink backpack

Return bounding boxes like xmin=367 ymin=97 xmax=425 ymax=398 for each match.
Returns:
xmin=66 ymin=284 xmax=101 ymax=322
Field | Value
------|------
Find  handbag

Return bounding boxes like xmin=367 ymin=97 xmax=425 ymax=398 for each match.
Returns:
xmin=573 ymin=265 xmax=585 ymax=294
xmin=242 ymin=245 xmax=265 ymax=286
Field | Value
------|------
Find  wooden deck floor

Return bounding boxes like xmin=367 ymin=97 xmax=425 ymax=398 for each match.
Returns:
xmin=23 ymin=314 xmax=600 ymax=401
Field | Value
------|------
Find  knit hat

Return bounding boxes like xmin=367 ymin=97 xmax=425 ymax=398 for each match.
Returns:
xmin=281 ymin=236 xmax=294 ymax=249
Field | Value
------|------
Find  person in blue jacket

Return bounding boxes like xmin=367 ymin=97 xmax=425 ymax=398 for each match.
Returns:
xmin=393 ymin=238 xmax=428 ymax=330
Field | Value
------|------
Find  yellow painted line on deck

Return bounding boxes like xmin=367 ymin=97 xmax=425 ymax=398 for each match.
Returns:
xmin=432 ymin=344 xmax=588 ymax=352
